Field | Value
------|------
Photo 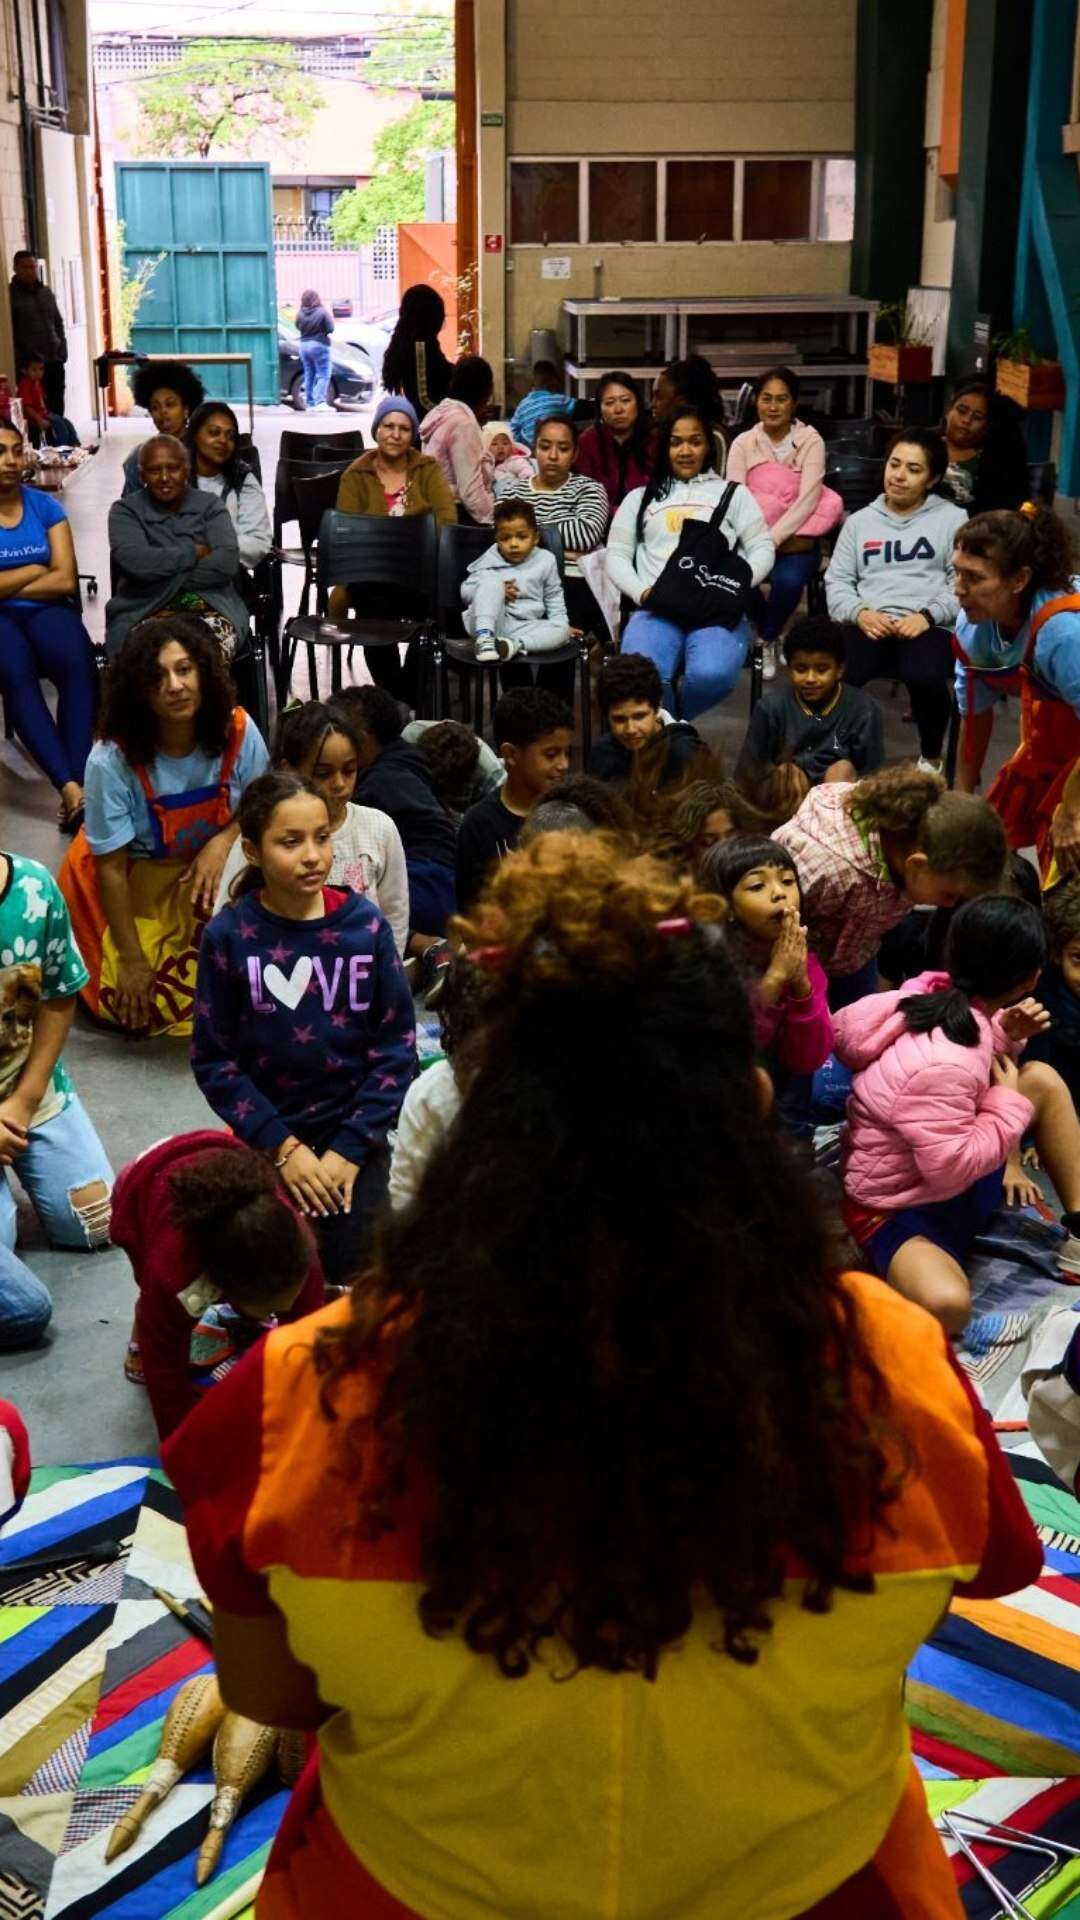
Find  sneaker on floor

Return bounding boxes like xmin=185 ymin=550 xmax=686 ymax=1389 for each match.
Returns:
xmin=761 ymin=640 xmax=779 ymax=681
xmin=496 ymin=635 xmax=524 ymax=661
xmin=916 ymin=756 xmax=944 ymax=777
xmin=418 ymin=939 xmax=452 ymax=1006
xmin=474 ymin=633 xmax=499 ymax=664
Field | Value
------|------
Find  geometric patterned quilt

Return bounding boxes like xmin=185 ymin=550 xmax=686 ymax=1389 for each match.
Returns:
xmin=0 ymin=1463 xmax=286 ymax=1919
xmin=7 ymin=1449 xmax=1080 ymax=1918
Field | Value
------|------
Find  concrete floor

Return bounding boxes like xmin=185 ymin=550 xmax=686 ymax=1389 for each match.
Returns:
xmin=1 ymin=406 xmax=1024 ymax=1463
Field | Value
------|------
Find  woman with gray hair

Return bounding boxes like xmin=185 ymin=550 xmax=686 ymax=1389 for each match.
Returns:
xmin=105 ymin=434 xmax=246 ymax=657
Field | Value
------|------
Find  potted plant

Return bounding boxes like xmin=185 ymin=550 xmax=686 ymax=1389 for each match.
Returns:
xmin=994 ymin=326 xmax=1066 ymax=411
xmin=868 ymin=301 xmax=934 ymax=385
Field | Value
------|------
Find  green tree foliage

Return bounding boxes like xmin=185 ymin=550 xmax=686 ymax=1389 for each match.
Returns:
xmin=132 ymin=41 xmax=323 ymax=160
xmin=330 ymin=100 xmax=454 ymax=245
xmin=364 ymin=8 xmax=454 ymax=91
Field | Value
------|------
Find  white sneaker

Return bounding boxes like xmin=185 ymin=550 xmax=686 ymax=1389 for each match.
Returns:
xmin=916 ymin=756 xmax=944 ymax=777
xmin=495 ymin=635 xmax=523 ymax=661
xmin=761 ymin=640 xmax=778 ymax=681
xmin=474 ymin=634 xmax=499 ymax=664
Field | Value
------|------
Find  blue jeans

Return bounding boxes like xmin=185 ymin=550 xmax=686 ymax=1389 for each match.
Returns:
xmin=622 ymin=609 xmax=751 ymax=720
xmin=0 ymin=1244 xmax=51 ymax=1347
xmin=0 ymin=1093 xmax=113 ymax=1252
xmin=299 ymin=339 xmax=331 ymax=409
xmin=0 ymin=603 xmax=98 ymax=789
xmin=751 ymin=546 xmax=820 ymax=642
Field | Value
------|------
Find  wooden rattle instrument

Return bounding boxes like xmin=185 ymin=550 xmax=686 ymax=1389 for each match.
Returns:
xmin=195 ymin=1711 xmax=279 ymax=1885
xmin=105 ymin=1672 xmax=225 ymax=1863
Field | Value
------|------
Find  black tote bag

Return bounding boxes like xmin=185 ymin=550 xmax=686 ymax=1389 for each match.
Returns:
xmin=645 ymin=482 xmax=753 ymax=631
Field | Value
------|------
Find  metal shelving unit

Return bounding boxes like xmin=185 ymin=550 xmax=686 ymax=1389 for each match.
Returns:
xmin=560 ymin=295 xmax=879 ymax=415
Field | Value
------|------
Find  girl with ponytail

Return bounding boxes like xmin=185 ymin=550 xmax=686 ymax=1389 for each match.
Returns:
xmin=952 ymin=508 xmax=1080 ymax=867
xmin=833 ymin=893 xmax=1080 ymax=1331
xmin=111 ymin=1131 xmax=323 ymax=1440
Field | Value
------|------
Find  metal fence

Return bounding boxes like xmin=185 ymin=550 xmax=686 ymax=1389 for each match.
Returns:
xmin=275 ymin=232 xmax=398 ymax=320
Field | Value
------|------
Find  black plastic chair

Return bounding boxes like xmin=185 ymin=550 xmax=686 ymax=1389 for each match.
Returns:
xmin=281 ymin=510 xmax=440 ymax=705
xmin=270 ymin=467 xmax=347 ymax=703
xmin=819 ymin=418 xmax=889 ymax=457
xmin=272 ymin=455 xmax=353 ymax=548
xmin=278 ymin=428 xmax=365 ymax=467
xmin=431 ymin=524 xmax=593 ymax=756
xmin=824 ymin=454 xmax=882 ymax=515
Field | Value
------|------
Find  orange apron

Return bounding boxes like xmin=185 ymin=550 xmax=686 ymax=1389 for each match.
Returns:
xmin=59 ymin=709 xmax=246 ymax=1037
xmin=985 ymin=593 xmax=1080 ymax=877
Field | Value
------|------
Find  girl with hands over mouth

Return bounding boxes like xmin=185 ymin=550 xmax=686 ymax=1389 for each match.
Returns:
xmin=703 ymin=836 xmax=833 ymax=1079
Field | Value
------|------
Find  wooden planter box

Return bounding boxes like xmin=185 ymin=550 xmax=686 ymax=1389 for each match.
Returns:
xmin=996 ymin=357 xmax=1066 ymax=412
xmin=868 ymin=342 xmax=934 ymax=384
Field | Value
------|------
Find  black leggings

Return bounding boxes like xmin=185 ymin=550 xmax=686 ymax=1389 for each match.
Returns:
xmin=842 ymin=624 xmax=954 ymax=760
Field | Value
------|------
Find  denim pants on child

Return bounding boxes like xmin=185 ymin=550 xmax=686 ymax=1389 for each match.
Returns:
xmin=0 ymin=1093 xmax=113 ymax=1253
xmin=751 ymin=547 xmax=820 ymax=642
xmin=0 ymin=1243 xmax=51 ymax=1347
xmin=464 ymin=574 xmax=570 ymax=654
xmin=299 ymin=338 xmax=332 ymax=409
xmin=622 ymin=609 xmax=751 ymax=720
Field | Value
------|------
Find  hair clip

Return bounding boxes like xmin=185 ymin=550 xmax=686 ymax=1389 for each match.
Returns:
xmin=466 ymin=943 xmax=510 ymax=971
xmin=1019 ymin=499 xmax=1040 ymax=519
xmin=656 ymin=916 xmax=692 ymax=937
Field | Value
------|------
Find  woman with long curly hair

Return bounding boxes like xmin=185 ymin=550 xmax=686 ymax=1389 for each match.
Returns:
xmin=57 ymin=614 xmax=268 ymax=1035
xmin=166 ymin=831 xmax=1039 ymax=1920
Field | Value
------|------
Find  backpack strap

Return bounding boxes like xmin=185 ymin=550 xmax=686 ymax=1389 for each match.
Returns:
xmin=1026 ymin=591 xmax=1080 ymax=661
xmin=708 ymin=482 xmax=737 ymax=530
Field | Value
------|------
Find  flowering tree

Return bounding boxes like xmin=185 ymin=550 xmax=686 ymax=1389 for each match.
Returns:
xmin=132 ymin=41 xmax=323 ymax=160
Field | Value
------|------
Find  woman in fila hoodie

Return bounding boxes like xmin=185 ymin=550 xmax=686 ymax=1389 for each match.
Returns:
xmin=825 ymin=429 xmax=967 ymax=767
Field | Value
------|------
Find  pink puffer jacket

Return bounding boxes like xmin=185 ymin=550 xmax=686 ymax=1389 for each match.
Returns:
xmin=742 ymin=461 xmax=844 ymax=538
xmin=832 ymin=971 xmax=1034 ymax=1210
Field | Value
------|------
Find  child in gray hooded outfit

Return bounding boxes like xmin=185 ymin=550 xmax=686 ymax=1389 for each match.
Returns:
xmin=463 ymin=498 xmax=571 ymax=663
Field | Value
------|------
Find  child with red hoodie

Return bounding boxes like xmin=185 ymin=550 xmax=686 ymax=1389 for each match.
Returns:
xmin=111 ymin=1130 xmax=324 ymax=1440
xmin=833 ymin=894 xmax=1080 ymax=1335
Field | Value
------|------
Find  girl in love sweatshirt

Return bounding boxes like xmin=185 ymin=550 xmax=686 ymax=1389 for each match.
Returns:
xmin=192 ymin=887 xmax=416 ymax=1168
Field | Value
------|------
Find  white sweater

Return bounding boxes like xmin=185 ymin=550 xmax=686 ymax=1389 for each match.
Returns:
xmin=196 ymin=470 xmax=273 ymax=571
xmin=605 ymin=475 xmax=774 ymax=606
xmin=214 ymin=801 xmax=410 ymax=953
xmin=388 ymin=1058 xmax=462 ymax=1209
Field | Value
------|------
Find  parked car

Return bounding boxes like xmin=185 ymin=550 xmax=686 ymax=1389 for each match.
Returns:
xmin=278 ymin=322 xmax=376 ymax=409
xmin=336 ymin=309 xmax=398 ymax=386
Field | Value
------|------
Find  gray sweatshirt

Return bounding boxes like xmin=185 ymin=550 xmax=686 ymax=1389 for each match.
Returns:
xmin=462 ymin=543 xmax=568 ymax=630
xmin=825 ymin=492 xmax=968 ymax=628
xmin=105 ymin=485 xmax=245 ymax=656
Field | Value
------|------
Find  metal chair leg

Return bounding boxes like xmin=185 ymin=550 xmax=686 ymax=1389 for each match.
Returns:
xmin=577 ymin=641 xmax=593 ymax=762
xmin=750 ymin=639 xmax=765 ymax=711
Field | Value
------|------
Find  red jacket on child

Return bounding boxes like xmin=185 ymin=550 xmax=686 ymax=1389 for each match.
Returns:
xmin=110 ymin=1129 xmax=325 ymax=1441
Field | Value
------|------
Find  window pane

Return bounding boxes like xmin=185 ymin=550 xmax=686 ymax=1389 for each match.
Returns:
xmin=743 ymin=161 xmax=812 ymax=240
xmin=588 ymin=162 xmax=657 ymax=243
xmin=818 ymin=159 xmax=855 ymax=241
xmin=665 ymin=161 xmax=734 ymax=242
xmin=510 ymin=163 xmax=580 ymax=245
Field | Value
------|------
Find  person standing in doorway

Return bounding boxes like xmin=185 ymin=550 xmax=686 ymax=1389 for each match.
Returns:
xmin=9 ymin=252 xmax=67 ymax=417
xmin=296 ymin=289 xmax=334 ymax=414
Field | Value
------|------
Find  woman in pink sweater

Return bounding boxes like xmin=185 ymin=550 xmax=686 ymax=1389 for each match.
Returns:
xmin=726 ymin=367 xmax=838 ymax=676
xmin=833 ymin=895 xmax=1080 ymax=1333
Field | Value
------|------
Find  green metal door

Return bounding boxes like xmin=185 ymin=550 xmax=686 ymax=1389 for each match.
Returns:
xmin=116 ymin=162 xmax=277 ymax=405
